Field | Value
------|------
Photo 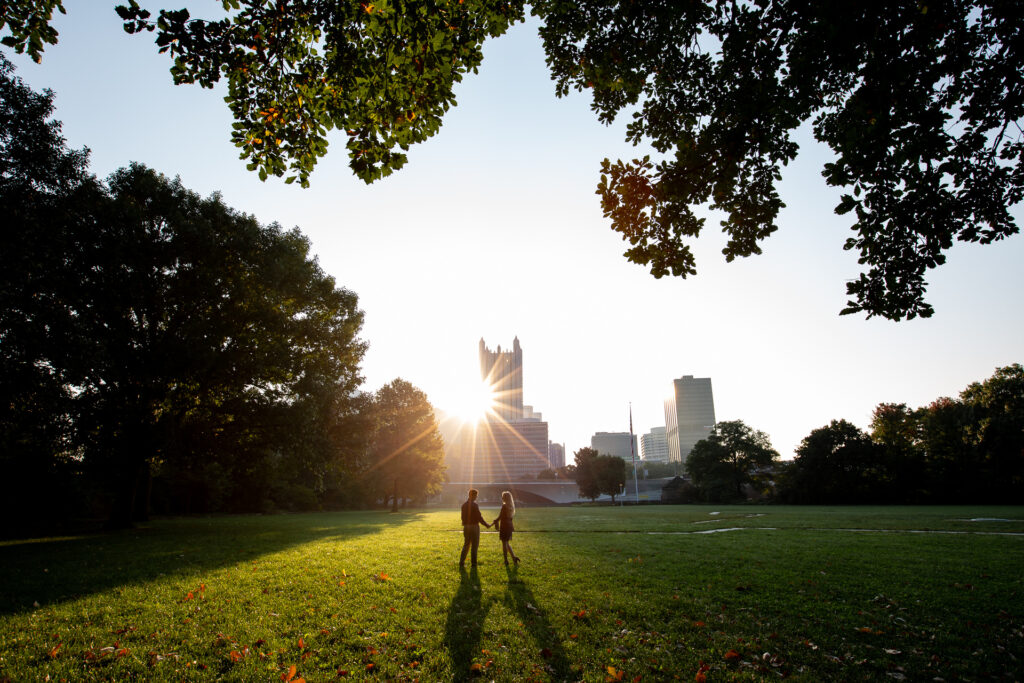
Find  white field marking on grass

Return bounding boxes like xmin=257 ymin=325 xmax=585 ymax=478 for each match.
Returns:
xmin=949 ymin=518 xmax=1022 ymax=522
xmin=692 ymin=514 xmax=767 ymax=524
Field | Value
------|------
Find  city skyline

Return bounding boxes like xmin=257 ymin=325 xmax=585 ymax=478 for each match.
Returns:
xmin=9 ymin=5 xmax=1022 ymax=461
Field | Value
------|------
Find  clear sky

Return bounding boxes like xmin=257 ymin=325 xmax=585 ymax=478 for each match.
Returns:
xmin=8 ymin=4 xmax=1023 ymax=460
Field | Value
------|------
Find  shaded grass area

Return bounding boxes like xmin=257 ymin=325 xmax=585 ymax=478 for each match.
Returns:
xmin=1 ymin=506 xmax=1022 ymax=681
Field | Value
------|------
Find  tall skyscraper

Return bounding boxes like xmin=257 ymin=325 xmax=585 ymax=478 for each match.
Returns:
xmin=479 ymin=337 xmax=523 ymax=421
xmin=664 ymin=375 xmax=716 ymax=464
xmin=641 ymin=426 xmax=670 ymax=463
xmin=470 ymin=337 xmax=548 ymax=481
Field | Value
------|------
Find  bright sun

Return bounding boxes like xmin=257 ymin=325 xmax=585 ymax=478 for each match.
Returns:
xmin=450 ymin=380 xmax=496 ymax=424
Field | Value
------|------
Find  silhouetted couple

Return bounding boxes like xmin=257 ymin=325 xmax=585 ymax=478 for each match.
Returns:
xmin=459 ymin=489 xmax=520 ymax=568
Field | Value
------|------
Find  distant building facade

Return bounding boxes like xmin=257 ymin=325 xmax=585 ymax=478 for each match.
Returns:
xmin=591 ymin=431 xmax=638 ymax=463
xmin=548 ymin=441 xmax=565 ymax=469
xmin=447 ymin=337 xmax=548 ymax=481
xmin=664 ymin=375 xmax=716 ymax=464
xmin=480 ymin=337 xmax=523 ymax=421
xmin=641 ymin=426 xmax=670 ymax=463
xmin=472 ymin=420 xmax=550 ymax=480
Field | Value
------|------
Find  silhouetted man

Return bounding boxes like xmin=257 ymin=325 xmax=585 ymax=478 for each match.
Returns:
xmin=460 ymin=488 xmax=491 ymax=568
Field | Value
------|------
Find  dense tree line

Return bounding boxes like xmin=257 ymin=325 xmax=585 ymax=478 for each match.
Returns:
xmin=679 ymin=365 xmax=1022 ymax=504
xmin=778 ymin=365 xmax=1024 ymax=504
xmin=3 ymin=1 xmax=1022 ymax=320
xmin=0 ymin=56 xmax=445 ymax=533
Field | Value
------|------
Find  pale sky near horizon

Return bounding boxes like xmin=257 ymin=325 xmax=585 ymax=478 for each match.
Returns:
xmin=8 ymin=4 xmax=1023 ymax=460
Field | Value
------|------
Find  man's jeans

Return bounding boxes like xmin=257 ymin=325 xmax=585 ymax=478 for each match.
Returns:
xmin=460 ymin=524 xmax=480 ymax=566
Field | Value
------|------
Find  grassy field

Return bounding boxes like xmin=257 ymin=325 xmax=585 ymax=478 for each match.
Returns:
xmin=1 ymin=505 xmax=1022 ymax=682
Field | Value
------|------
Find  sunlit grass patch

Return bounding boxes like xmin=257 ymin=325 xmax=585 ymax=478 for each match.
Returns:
xmin=1 ymin=506 xmax=1021 ymax=681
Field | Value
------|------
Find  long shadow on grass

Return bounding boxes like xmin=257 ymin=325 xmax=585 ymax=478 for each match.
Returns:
xmin=502 ymin=565 xmax=572 ymax=679
xmin=0 ymin=511 xmax=422 ymax=615
xmin=443 ymin=566 xmax=487 ymax=681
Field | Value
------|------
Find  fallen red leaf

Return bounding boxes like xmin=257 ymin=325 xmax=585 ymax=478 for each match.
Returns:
xmin=229 ymin=650 xmax=243 ymax=662
xmin=116 ymin=648 xmax=129 ymax=658
xmin=724 ymin=649 xmax=740 ymax=661
xmin=297 ymin=637 xmax=305 ymax=650
xmin=48 ymin=643 xmax=62 ymax=658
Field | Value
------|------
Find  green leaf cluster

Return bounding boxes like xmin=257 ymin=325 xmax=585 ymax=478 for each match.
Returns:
xmin=537 ymin=0 xmax=1024 ymax=320
xmin=115 ymin=0 xmax=525 ymax=187
xmin=0 ymin=0 xmax=64 ymax=62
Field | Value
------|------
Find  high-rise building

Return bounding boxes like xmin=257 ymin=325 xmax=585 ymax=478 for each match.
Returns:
xmin=463 ymin=337 xmax=548 ymax=481
xmin=641 ymin=426 xmax=670 ymax=463
xmin=591 ymin=431 xmax=639 ymax=463
xmin=664 ymin=375 xmax=716 ymax=464
xmin=471 ymin=420 xmax=550 ymax=481
xmin=479 ymin=337 xmax=523 ymax=421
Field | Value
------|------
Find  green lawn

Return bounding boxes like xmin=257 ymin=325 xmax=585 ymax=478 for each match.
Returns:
xmin=1 ymin=506 xmax=1022 ymax=681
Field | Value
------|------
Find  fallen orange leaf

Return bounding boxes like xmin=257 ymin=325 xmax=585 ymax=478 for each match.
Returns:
xmin=297 ymin=637 xmax=305 ymax=650
xmin=724 ymin=649 xmax=740 ymax=661
xmin=48 ymin=643 xmax=61 ymax=658
xmin=281 ymin=664 xmax=297 ymax=681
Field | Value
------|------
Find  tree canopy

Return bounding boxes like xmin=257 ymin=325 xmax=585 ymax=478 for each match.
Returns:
xmin=573 ymin=447 xmax=628 ymax=502
xmin=3 ymin=0 xmax=1019 ymax=320
xmin=779 ymin=420 xmax=891 ymax=504
xmin=364 ymin=378 xmax=447 ymax=510
xmin=0 ymin=54 xmax=369 ymax=529
xmin=777 ymin=364 xmax=1024 ymax=504
xmin=685 ymin=420 xmax=779 ymax=502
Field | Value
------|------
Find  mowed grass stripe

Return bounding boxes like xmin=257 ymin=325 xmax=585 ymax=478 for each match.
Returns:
xmin=1 ymin=506 xmax=1021 ymax=681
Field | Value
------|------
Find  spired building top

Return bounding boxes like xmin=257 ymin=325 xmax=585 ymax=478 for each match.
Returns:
xmin=469 ymin=337 xmax=548 ymax=482
xmin=479 ymin=337 xmax=523 ymax=422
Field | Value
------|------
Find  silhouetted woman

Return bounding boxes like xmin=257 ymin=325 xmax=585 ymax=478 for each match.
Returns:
xmin=493 ymin=490 xmax=520 ymax=566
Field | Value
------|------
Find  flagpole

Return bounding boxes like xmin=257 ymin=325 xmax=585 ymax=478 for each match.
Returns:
xmin=630 ymin=403 xmax=639 ymax=504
